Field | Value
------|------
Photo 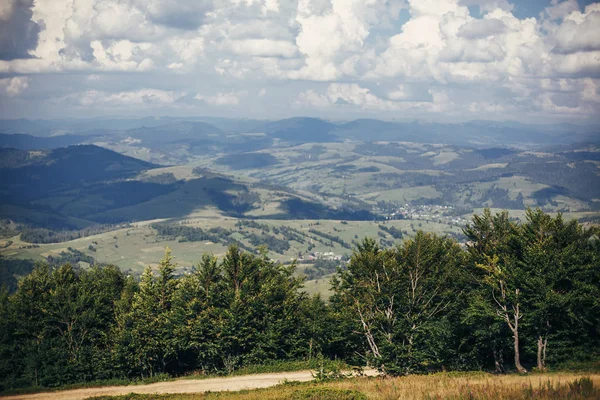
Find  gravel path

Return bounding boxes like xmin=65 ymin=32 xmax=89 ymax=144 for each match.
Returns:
xmin=1 ymin=369 xmax=377 ymax=400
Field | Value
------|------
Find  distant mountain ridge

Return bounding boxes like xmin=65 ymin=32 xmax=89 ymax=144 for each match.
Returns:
xmin=1 ymin=117 xmax=597 ymax=148
xmin=0 ymin=133 xmax=90 ymax=150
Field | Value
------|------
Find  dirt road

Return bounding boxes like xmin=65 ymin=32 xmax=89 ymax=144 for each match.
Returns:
xmin=1 ymin=370 xmax=377 ymax=400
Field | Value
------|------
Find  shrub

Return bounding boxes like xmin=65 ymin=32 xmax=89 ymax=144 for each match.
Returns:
xmin=292 ymin=388 xmax=367 ymax=400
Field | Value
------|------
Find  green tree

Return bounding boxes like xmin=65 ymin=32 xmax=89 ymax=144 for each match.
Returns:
xmin=115 ymin=248 xmax=179 ymax=377
xmin=517 ymin=210 xmax=600 ymax=370
xmin=332 ymin=233 xmax=464 ymax=375
xmin=464 ymin=209 xmax=527 ymax=373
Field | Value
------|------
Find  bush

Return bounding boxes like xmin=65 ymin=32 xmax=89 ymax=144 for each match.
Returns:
xmin=311 ymin=355 xmax=350 ymax=382
xmin=292 ymin=388 xmax=367 ymax=400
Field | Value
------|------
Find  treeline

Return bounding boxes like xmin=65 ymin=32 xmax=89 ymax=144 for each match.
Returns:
xmin=21 ymin=224 xmax=130 ymax=244
xmin=0 ymin=248 xmax=99 ymax=293
xmin=308 ymin=229 xmax=351 ymax=249
xmin=46 ymin=247 xmax=97 ymax=266
xmin=155 ymin=221 xmax=306 ymax=255
xmin=153 ymin=224 xmax=254 ymax=253
xmin=0 ymin=209 xmax=599 ymax=391
xmin=0 ymin=247 xmax=322 ymax=389
xmin=378 ymin=224 xmax=403 ymax=239
xmin=332 ymin=209 xmax=600 ymax=375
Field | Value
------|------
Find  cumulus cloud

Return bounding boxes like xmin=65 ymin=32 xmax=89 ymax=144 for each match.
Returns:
xmin=58 ymin=89 xmax=184 ymax=107
xmin=553 ymin=5 xmax=600 ymax=54
xmin=0 ymin=0 xmax=41 ymax=60
xmin=458 ymin=18 xmax=506 ymax=38
xmin=229 ymin=39 xmax=298 ymax=58
xmin=133 ymin=0 xmax=213 ymax=30
xmin=296 ymin=83 xmax=450 ymax=113
xmin=195 ymin=91 xmax=248 ymax=106
xmin=0 ymin=76 xmax=29 ymax=96
xmin=0 ymin=0 xmax=598 ymax=122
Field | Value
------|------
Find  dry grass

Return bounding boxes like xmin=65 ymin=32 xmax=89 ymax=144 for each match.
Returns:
xmin=88 ymin=373 xmax=600 ymax=400
xmin=324 ymin=373 xmax=600 ymax=400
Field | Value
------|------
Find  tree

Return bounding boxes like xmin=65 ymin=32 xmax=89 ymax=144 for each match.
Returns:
xmin=464 ymin=209 xmax=527 ymax=373
xmin=332 ymin=233 xmax=464 ymax=375
xmin=517 ymin=210 xmax=600 ymax=370
xmin=115 ymin=248 xmax=179 ymax=377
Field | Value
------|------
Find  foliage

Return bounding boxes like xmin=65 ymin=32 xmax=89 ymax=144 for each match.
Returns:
xmin=291 ymin=387 xmax=366 ymax=400
xmin=331 ymin=233 xmax=466 ymax=375
xmin=21 ymin=224 xmax=129 ymax=244
xmin=0 ymin=256 xmax=37 ymax=292
xmin=0 ymin=208 xmax=598 ymax=392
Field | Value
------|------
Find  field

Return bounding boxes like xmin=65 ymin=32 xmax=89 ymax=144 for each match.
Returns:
xmin=2 ymin=137 xmax=600 ymax=299
xmin=0 ymin=216 xmax=462 ymax=273
xmin=80 ymin=372 xmax=600 ymax=400
xmin=195 ymin=141 xmax=600 ymax=215
xmin=2 ymin=207 xmax=596 ymax=287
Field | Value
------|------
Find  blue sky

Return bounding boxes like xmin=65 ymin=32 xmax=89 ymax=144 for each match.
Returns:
xmin=0 ymin=0 xmax=599 ymax=124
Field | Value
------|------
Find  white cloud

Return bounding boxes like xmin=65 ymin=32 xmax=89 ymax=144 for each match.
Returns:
xmin=296 ymin=83 xmax=452 ymax=113
xmin=541 ymin=0 xmax=579 ymax=21
xmin=195 ymin=91 xmax=248 ymax=105
xmin=291 ymin=0 xmax=388 ymax=80
xmin=553 ymin=5 xmax=600 ymax=54
xmin=0 ymin=0 xmax=598 ymax=122
xmin=0 ymin=76 xmax=29 ymax=96
xmin=458 ymin=18 xmax=506 ymax=38
xmin=229 ymin=39 xmax=297 ymax=58
xmin=58 ymin=89 xmax=184 ymax=107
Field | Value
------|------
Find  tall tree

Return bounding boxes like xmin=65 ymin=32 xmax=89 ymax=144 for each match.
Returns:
xmin=464 ymin=209 xmax=527 ymax=373
xmin=115 ymin=248 xmax=179 ymax=377
xmin=332 ymin=233 xmax=464 ymax=375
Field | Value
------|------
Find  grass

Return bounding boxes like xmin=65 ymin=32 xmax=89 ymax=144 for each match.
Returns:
xmin=85 ymin=373 xmax=600 ymax=400
xmin=303 ymin=274 xmax=335 ymax=299
xmin=2 ymin=217 xmax=448 ymax=276
xmin=363 ymin=186 xmax=441 ymax=203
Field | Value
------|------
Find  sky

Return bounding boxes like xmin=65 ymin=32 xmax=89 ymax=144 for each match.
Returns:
xmin=0 ymin=0 xmax=599 ymax=123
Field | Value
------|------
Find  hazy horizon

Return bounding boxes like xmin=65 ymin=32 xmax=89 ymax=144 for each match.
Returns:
xmin=1 ymin=115 xmax=600 ymax=128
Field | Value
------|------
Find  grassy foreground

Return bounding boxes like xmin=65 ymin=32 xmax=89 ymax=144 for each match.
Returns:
xmin=88 ymin=373 xmax=600 ymax=400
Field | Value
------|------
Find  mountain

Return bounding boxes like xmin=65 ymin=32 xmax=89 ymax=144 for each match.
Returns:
xmin=0 ymin=117 xmax=182 ymax=136
xmin=333 ymin=119 xmax=596 ymax=146
xmin=0 ymin=145 xmax=157 ymax=187
xmin=258 ymin=117 xmax=339 ymax=143
xmin=125 ymin=121 xmax=224 ymax=145
xmin=0 ymin=144 xmax=376 ymax=230
xmin=0 ymin=133 xmax=89 ymax=150
xmin=0 ymin=145 xmax=166 ymax=227
xmin=336 ymin=119 xmax=419 ymax=142
xmin=2 ymin=117 xmax=597 ymax=149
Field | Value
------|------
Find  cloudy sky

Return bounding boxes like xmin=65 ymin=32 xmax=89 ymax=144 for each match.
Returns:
xmin=0 ymin=0 xmax=599 ymax=123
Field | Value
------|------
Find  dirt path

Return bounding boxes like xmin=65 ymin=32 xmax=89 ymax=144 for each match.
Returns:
xmin=1 ymin=370 xmax=378 ymax=400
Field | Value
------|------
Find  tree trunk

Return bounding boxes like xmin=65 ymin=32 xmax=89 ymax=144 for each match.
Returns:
xmin=537 ymin=335 xmax=548 ymax=371
xmin=513 ymin=328 xmax=527 ymax=373
xmin=543 ymin=336 xmax=547 ymax=369
xmin=493 ymin=345 xmax=505 ymax=374
xmin=537 ymin=336 xmax=544 ymax=371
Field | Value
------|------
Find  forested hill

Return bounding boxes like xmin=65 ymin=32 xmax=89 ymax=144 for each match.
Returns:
xmin=0 ymin=145 xmax=156 ymax=174
xmin=0 ymin=145 xmax=165 ymax=228
xmin=0 ymin=133 xmax=89 ymax=150
xmin=0 ymin=209 xmax=598 ymax=391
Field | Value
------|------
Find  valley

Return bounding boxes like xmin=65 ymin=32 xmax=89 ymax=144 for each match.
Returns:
xmin=1 ymin=117 xmax=599 ymax=293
